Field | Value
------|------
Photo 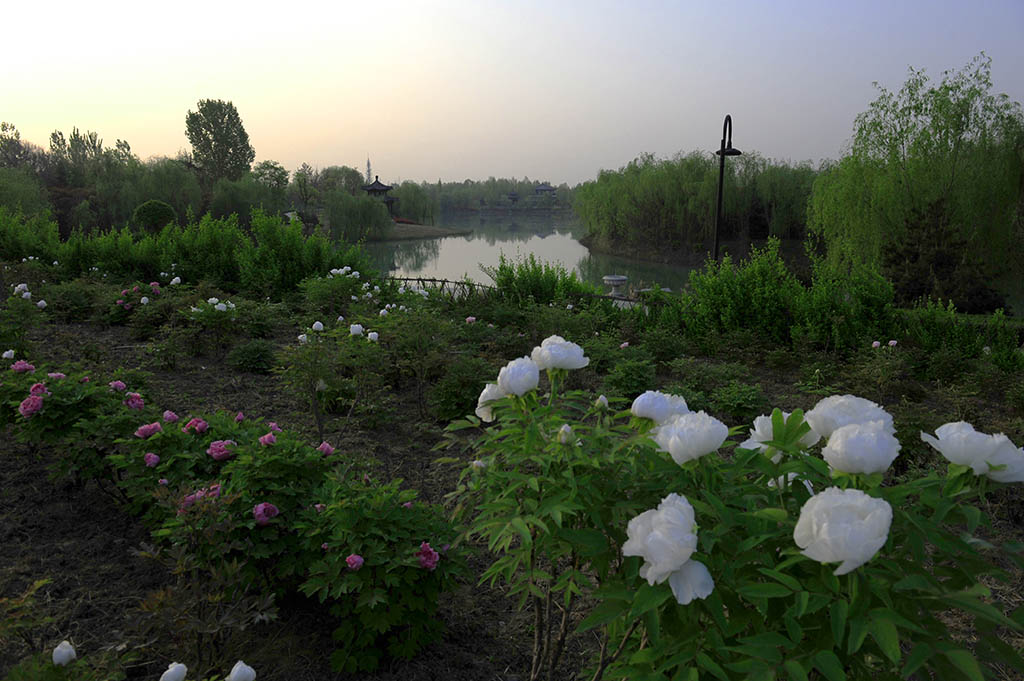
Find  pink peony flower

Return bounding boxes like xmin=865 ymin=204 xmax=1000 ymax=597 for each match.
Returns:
xmin=47 ymin=372 xmax=66 ymax=379
xmin=259 ymin=432 xmax=276 ymax=446
xmin=132 ymin=285 xmax=139 ymax=292
xmin=253 ymin=502 xmax=280 ymax=526
xmin=124 ymin=303 xmax=132 ymax=310
xmin=267 ymin=422 xmax=282 ymax=433
xmin=80 ymin=376 xmax=90 ymax=383
xmin=888 ymin=340 xmax=898 ymax=347
xmin=121 ymin=289 xmax=128 ymax=296
xmin=144 ymin=452 xmax=160 ymax=467
xmin=235 ymin=411 xmax=245 ymax=422
xmin=108 ymin=380 xmax=127 ymax=391
xmin=124 ymin=392 xmax=145 ymax=410
xmin=346 ymin=554 xmax=364 ymax=570
xmin=158 ymin=478 xmax=169 ymax=485
xmin=317 ymin=441 xmax=335 ymax=456
xmin=872 ymin=341 xmax=881 ymax=348
xmin=465 ymin=316 xmax=476 ymax=323
xmin=10 ymin=360 xmax=35 ymax=373
xmin=416 ymin=542 xmax=440 ymax=571
xmin=149 ymin=281 xmax=159 ymax=287
xmin=619 ymin=342 xmax=629 ymax=349
xmin=314 ymin=503 xmax=326 ymax=513
xmin=29 ymin=382 xmax=50 ymax=396
xmin=207 ymin=483 xmax=221 ymax=498
xmin=135 ymin=422 xmax=163 ymax=438
xmin=181 ymin=417 xmax=208 ymax=434
xmin=19 ymin=395 xmax=44 ymax=418
xmin=207 ymin=440 xmax=237 ymax=461
xmin=322 ymin=542 xmax=329 ymax=550
xmin=163 ymin=410 xmax=179 ymax=423
xmin=402 ymin=501 xmax=414 ymax=509
xmin=116 ymin=299 xmax=124 ymax=305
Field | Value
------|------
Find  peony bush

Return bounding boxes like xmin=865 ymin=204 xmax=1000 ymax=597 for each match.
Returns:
xmin=442 ymin=336 xmax=1024 ymax=681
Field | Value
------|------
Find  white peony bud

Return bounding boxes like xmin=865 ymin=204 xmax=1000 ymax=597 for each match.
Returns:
xmin=160 ymin=662 xmax=188 ymax=681
xmin=52 ymin=640 xmax=76 ymax=666
xmin=805 ymin=394 xmax=894 ymax=441
xmin=226 ymin=660 xmax=256 ymax=681
xmin=312 ymin=321 xmax=324 ymax=332
xmin=822 ymin=420 xmax=901 ymax=475
xmin=793 ymin=488 xmax=892 ymax=575
xmin=739 ymin=411 xmax=821 ymax=461
xmin=595 ymin=394 xmax=609 ymax=410
xmin=651 ymin=411 xmax=729 ymax=465
xmin=297 ymin=334 xmax=308 ymax=344
xmin=367 ymin=331 xmax=379 ymax=342
xmin=530 ymin=335 xmax=589 ymax=370
xmin=630 ymin=390 xmax=689 ymax=424
xmin=471 ymin=459 xmax=487 ymax=471
xmin=475 ymin=383 xmax=506 ymax=422
xmin=497 ymin=356 xmax=539 ymax=396
xmin=169 ymin=276 xmax=181 ymax=285
xmin=557 ymin=424 xmax=573 ymax=444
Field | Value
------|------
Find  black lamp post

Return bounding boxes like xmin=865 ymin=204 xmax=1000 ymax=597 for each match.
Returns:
xmin=713 ymin=114 xmax=742 ymax=261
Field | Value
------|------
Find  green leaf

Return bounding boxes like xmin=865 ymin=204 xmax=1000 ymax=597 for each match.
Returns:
xmin=940 ymin=591 xmax=1024 ymax=631
xmin=751 ymin=507 xmax=788 ymax=522
xmin=577 ymin=599 xmax=629 ymax=632
xmin=738 ymin=582 xmax=792 ymax=599
xmin=869 ymin=615 xmax=901 ymax=664
xmin=846 ymin=618 xmax=869 ymax=654
xmin=757 ymin=568 xmax=803 ymax=592
xmin=812 ymin=650 xmax=847 ymax=681
xmin=783 ymin=659 xmax=809 ymax=681
xmin=892 ymin=574 xmax=932 ymax=592
xmin=695 ymin=652 xmax=730 ymax=681
xmin=830 ymin=600 xmax=848 ymax=648
xmin=942 ymin=649 xmax=984 ymax=681
xmin=559 ymin=528 xmax=607 ymax=557
xmin=630 ymin=583 xmax=672 ymax=618
xmin=901 ymin=643 xmax=933 ymax=678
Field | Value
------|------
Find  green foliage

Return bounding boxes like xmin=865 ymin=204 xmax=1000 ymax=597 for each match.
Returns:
xmin=430 ymin=356 xmax=494 ymax=421
xmin=185 ymin=99 xmax=255 ymax=184
xmin=684 ymin=239 xmax=803 ymax=346
xmin=0 ymin=208 xmax=61 ymax=262
xmin=709 ymin=380 xmax=769 ymax=423
xmin=0 ymin=167 xmax=51 ymax=218
xmin=323 ymin=189 xmax=392 ymax=243
xmin=0 ymin=292 xmax=43 ymax=355
xmin=227 ymin=339 xmax=277 ymax=374
xmin=39 ymin=279 xmax=108 ymax=323
xmin=604 ymin=352 xmax=656 ymax=399
xmin=391 ymin=180 xmax=437 ymax=223
xmin=808 ymin=53 xmax=1024 ymax=278
xmin=132 ymin=199 xmax=177 ymax=232
xmin=482 ymin=253 xmax=600 ymax=305
xmin=297 ymin=475 xmax=461 ymax=672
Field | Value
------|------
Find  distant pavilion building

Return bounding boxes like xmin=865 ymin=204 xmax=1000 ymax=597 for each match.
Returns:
xmin=362 ymin=175 xmax=396 ymax=215
xmin=534 ymin=182 xmax=556 ymax=196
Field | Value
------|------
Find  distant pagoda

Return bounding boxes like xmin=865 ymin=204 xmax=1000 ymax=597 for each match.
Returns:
xmin=362 ymin=175 xmax=396 ymax=215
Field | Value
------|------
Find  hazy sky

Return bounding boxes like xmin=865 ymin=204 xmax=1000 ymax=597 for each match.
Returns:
xmin=4 ymin=0 xmax=1023 ymax=185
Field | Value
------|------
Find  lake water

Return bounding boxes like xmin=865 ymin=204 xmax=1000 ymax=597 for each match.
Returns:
xmin=365 ymin=211 xmax=697 ymax=294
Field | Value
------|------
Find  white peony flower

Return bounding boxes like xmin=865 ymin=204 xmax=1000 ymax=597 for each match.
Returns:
xmin=921 ymin=422 xmax=1024 ymax=483
xmin=214 ymin=302 xmax=227 ymax=312
xmin=349 ymin=324 xmax=364 ymax=337
xmin=793 ymin=488 xmax=892 ymax=575
xmin=667 ymin=559 xmax=715 ymax=605
xmin=530 ymin=335 xmax=590 ymax=370
xmin=312 ymin=321 xmax=324 ymax=332
xmin=595 ymin=394 xmax=609 ymax=410
xmin=471 ymin=459 xmax=487 ymax=471
xmin=2 ymin=349 xmax=14 ymax=359
xmin=652 ymin=411 xmax=729 ymax=465
xmin=805 ymin=395 xmax=894 ymax=440
xmin=557 ymin=424 xmax=574 ymax=444
xmin=337 ymin=315 xmax=344 ymax=322
xmin=207 ymin=297 xmax=219 ymax=304
xmin=52 ymin=640 xmax=76 ymax=666
xmin=367 ymin=331 xmax=379 ymax=342
xmin=36 ymin=299 xmax=46 ymax=309
xmin=297 ymin=334 xmax=308 ymax=344
xmin=631 ymin=390 xmax=690 ymax=424
xmin=822 ymin=420 xmax=901 ymax=474
xmin=140 ymin=296 xmax=149 ymax=305
xmin=21 ymin=291 xmax=31 ymax=299
xmin=169 ymin=276 xmax=181 ymax=285
xmin=475 ymin=383 xmax=506 ymax=422
xmin=740 ymin=411 xmax=821 ymax=461
xmin=380 ymin=309 xmax=388 ymax=316
xmin=226 ymin=660 xmax=256 ymax=681
xmin=497 ymin=356 xmax=540 ymax=396
xmin=160 ymin=662 xmax=188 ymax=681
xmin=622 ymin=493 xmax=698 ymax=585
xmin=14 ymin=283 xmax=28 ymax=293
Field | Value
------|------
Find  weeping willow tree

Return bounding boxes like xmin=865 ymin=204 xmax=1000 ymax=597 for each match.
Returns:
xmin=808 ymin=54 xmax=1024 ymax=280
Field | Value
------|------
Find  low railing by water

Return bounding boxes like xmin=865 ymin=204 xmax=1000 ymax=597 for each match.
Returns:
xmin=386 ymin=275 xmax=667 ymax=307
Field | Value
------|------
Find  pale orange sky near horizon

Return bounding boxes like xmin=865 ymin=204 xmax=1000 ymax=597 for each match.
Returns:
xmin=4 ymin=0 xmax=1023 ymax=185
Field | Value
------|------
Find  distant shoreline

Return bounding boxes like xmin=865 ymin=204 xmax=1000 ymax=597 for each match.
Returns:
xmin=368 ymin=222 xmax=473 ymax=242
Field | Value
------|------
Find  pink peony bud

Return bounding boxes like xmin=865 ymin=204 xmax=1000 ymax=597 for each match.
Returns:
xmin=317 ymin=441 xmax=335 ymax=456
xmin=235 ymin=411 xmax=245 ymax=422
xmin=181 ymin=417 xmax=208 ymax=434
xmin=314 ymin=503 xmax=326 ymax=513
xmin=253 ymin=502 xmax=280 ymax=526
xmin=872 ymin=341 xmax=881 ymax=348
xmin=402 ymin=501 xmax=414 ymax=508
xmin=888 ymin=340 xmax=897 ymax=347
xmin=108 ymin=380 xmax=127 ymax=391
xmin=322 ymin=542 xmax=329 ymax=550
xmin=47 ymin=372 xmax=66 ymax=379
xmin=158 ymin=478 xmax=169 ymax=485
xmin=29 ymin=382 xmax=50 ymax=396
xmin=465 ymin=316 xmax=476 ymax=323
xmin=206 ymin=440 xmax=237 ymax=461
xmin=163 ymin=410 xmax=179 ymax=423
xmin=346 ymin=554 xmax=364 ymax=570
xmin=619 ymin=342 xmax=629 ymax=349
xmin=267 ymin=422 xmax=282 ymax=433
xmin=144 ymin=452 xmax=160 ymax=467
xmin=259 ymin=432 xmax=276 ymax=446
xmin=124 ymin=392 xmax=145 ymax=410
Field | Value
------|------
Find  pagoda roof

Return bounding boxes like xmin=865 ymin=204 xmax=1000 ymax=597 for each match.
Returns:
xmin=362 ymin=175 xmax=392 ymax=192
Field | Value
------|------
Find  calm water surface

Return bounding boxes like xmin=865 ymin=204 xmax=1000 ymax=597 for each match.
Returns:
xmin=365 ymin=212 xmax=696 ymax=294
